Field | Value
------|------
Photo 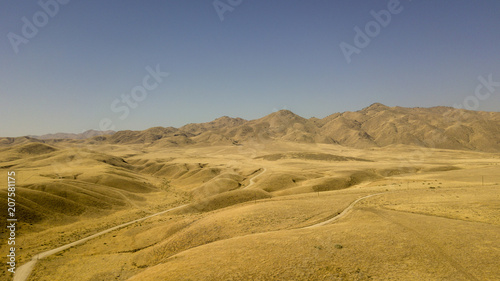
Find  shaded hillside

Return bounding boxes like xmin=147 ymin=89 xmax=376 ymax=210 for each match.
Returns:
xmin=180 ymin=116 xmax=247 ymax=135
xmin=0 ymin=144 xmax=156 ymax=224
xmin=319 ymin=103 xmax=500 ymax=151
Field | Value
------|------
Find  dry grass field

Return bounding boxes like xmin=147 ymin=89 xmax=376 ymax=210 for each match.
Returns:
xmin=1 ymin=136 xmax=499 ymax=280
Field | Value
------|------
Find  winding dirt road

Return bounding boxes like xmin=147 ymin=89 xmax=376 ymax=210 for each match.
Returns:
xmin=13 ymin=204 xmax=187 ymax=281
xmin=303 ymin=192 xmax=385 ymax=229
xmin=151 ymin=191 xmax=387 ymax=266
xmin=244 ymin=168 xmax=266 ymax=189
xmin=15 ymin=171 xmax=374 ymax=281
xmin=14 ymin=168 xmax=270 ymax=281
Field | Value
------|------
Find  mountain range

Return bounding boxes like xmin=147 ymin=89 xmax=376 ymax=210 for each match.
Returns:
xmin=4 ymin=103 xmax=500 ymax=152
xmin=28 ymin=129 xmax=115 ymax=140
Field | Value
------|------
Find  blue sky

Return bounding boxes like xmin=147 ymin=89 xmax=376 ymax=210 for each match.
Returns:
xmin=1 ymin=0 xmax=500 ymax=136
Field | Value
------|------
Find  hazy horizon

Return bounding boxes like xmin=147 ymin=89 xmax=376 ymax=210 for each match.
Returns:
xmin=5 ymin=102 xmax=500 ymax=138
xmin=2 ymin=1 xmax=500 ymax=137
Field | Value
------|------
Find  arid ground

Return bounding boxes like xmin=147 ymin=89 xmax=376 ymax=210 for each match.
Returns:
xmin=1 ymin=105 xmax=500 ymax=280
xmin=1 ymin=139 xmax=499 ymax=281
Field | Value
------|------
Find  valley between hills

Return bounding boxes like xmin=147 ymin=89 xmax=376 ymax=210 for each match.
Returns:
xmin=1 ymin=104 xmax=500 ymax=280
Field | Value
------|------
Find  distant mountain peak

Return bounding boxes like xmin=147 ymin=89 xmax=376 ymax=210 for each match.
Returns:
xmin=363 ymin=103 xmax=390 ymax=111
xmin=276 ymin=109 xmax=294 ymax=113
xmin=212 ymin=116 xmax=245 ymax=123
xmin=258 ymin=110 xmax=307 ymax=125
xmin=215 ymin=116 xmax=232 ymax=121
xmin=269 ymin=109 xmax=300 ymax=118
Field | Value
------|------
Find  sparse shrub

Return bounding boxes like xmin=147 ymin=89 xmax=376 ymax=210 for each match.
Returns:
xmin=161 ymin=178 xmax=171 ymax=191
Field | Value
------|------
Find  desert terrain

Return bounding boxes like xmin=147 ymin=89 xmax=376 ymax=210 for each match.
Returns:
xmin=1 ymin=104 xmax=500 ymax=280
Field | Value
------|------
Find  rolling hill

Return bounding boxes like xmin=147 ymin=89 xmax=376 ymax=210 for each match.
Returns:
xmin=1 ymin=104 xmax=500 ymax=280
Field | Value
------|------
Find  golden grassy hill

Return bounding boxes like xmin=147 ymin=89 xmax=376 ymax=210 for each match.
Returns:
xmin=1 ymin=104 xmax=500 ymax=280
xmin=1 ymin=139 xmax=499 ymax=280
xmin=0 ymin=144 xmax=157 ymax=226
